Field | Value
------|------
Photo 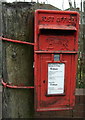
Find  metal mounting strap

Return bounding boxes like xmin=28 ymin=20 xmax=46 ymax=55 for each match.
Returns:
xmin=0 ymin=37 xmax=35 ymax=46
xmin=1 ymin=78 xmax=34 ymax=89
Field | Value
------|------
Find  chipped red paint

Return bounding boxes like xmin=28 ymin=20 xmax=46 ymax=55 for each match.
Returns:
xmin=34 ymin=9 xmax=79 ymax=111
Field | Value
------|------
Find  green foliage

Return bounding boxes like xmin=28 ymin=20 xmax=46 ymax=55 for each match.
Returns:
xmin=76 ymin=57 xmax=85 ymax=88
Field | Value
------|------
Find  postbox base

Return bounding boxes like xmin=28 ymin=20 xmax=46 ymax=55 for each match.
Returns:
xmin=36 ymin=107 xmax=73 ymax=112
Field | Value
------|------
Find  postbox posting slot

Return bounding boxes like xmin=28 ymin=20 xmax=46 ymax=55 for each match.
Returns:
xmin=39 ymin=25 xmax=76 ymax=36
xmin=39 ymin=29 xmax=76 ymax=35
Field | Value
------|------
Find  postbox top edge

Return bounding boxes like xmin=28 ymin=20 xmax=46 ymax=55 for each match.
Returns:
xmin=35 ymin=9 xmax=79 ymax=16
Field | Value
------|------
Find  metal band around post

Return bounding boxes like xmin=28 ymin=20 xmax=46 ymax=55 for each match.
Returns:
xmin=1 ymin=78 xmax=34 ymax=89
xmin=0 ymin=37 xmax=35 ymax=46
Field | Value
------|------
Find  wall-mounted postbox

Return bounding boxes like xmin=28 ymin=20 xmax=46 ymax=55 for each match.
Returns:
xmin=34 ymin=10 xmax=79 ymax=111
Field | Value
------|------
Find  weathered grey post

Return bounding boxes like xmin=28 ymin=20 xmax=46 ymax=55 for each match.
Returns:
xmin=0 ymin=0 xmax=2 ymax=82
xmin=2 ymin=2 xmax=34 ymax=118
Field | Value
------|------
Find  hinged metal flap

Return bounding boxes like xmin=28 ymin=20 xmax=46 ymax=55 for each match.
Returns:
xmin=39 ymin=25 xmax=77 ymax=31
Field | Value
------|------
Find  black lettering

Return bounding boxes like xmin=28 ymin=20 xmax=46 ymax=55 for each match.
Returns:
xmin=50 ymin=84 xmax=57 ymax=86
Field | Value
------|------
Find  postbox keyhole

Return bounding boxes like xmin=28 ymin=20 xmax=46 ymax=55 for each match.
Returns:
xmin=43 ymin=80 xmax=45 ymax=83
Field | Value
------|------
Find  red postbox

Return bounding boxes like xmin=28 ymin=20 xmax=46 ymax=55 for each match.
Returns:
xmin=34 ymin=10 xmax=79 ymax=111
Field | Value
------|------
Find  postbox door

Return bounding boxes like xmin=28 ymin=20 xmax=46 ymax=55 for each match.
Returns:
xmin=35 ymin=53 xmax=76 ymax=111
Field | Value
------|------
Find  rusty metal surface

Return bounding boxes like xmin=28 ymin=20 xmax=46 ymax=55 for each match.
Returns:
xmin=34 ymin=10 xmax=79 ymax=111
